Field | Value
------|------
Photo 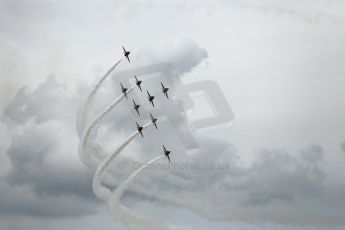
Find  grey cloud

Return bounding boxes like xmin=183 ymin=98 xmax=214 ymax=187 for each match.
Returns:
xmin=5 ymin=122 xmax=94 ymax=198
xmin=0 ymin=180 xmax=96 ymax=217
xmin=239 ymin=145 xmax=326 ymax=206
xmin=1 ymin=76 xmax=97 ymax=218
xmin=103 ymin=140 xmax=345 ymax=227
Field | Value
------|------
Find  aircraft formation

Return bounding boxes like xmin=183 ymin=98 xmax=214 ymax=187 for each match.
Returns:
xmin=121 ymin=46 xmax=171 ymax=162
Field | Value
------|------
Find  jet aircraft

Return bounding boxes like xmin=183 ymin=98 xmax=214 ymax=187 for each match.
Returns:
xmin=161 ymin=82 xmax=169 ymax=99
xmin=135 ymin=75 xmax=142 ymax=91
xmin=136 ymin=122 xmax=144 ymax=138
xmin=162 ymin=145 xmax=171 ymax=162
xmin=150 ymin=113 xmax=158 ymax=129
xmin=123 ymin=46 xmax=131 ymax=63
xmin=147 ymin=91 xmax=155 ymax=107
xmin=133 ymin=100 xmax=140 ymax=115
xmin=120 ymin=83 xmax=128 ymax=99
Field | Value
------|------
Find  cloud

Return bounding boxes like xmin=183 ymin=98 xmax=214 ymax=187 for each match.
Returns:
xmin=135 ymin=40 xmax=208 ymax=76
xmin=0 ymin=180 xmax=95 ymax=217
xmin=1 ymin=76 xmax=98 ymax=217
xmin=5 ymin=120 xmax=94 ymax=198
xmin=3 ymin=74 xmax=81 ymax=124
xmin=104 ymin=141 xmax=345 ymax=227
xmin=1 ymin=38 xmax=345 ymax=229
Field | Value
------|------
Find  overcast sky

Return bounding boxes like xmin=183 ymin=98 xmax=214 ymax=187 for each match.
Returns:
xmin=1 ymin=0 xmax=345 ymax=230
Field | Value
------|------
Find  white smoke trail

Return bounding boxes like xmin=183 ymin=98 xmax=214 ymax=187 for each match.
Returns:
xmin=112 ymin=155 xmax=164 ymax=199
xmin=107 ymin=155 xmax=191 ymax=230
xmin=76 ymin=55 xmax=188 ymax=229
xmin=77 ymin=57 xmax=124 ymax=137
xmin=79 ymin=85 xmax=136 ymax=168
xmin=79 ymin=95 xmax=189 ymax=229
xmin=92 ymin=123 xmax=152 ymax=200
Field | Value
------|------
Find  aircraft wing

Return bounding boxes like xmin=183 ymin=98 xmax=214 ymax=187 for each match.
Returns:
xmin=167 ymin=155 xmax=170 ymax=162
xmin=126 ymin=56 xmax=130 ymax=63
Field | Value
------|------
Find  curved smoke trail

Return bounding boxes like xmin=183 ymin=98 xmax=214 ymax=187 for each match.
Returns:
xmin=79 ymin=85 xmax=136 ymax=168
xmin=77 ymin=57 xmax=124 ymax=136
xmin=92 ymin=123 xmax=152 ymax=200
xmin=77 ymin=54 xmax=186 ymax=229
xmin=111 ymin=155 xmax=164 ymax=200
xmin=107 ymin=155 xmax=191 ymax=230
xmin=79 ymin=93 xmax=187 ymax=229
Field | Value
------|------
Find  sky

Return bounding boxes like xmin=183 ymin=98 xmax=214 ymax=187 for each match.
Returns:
xmin=1 ymin=0 xmax=345 ymax=229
